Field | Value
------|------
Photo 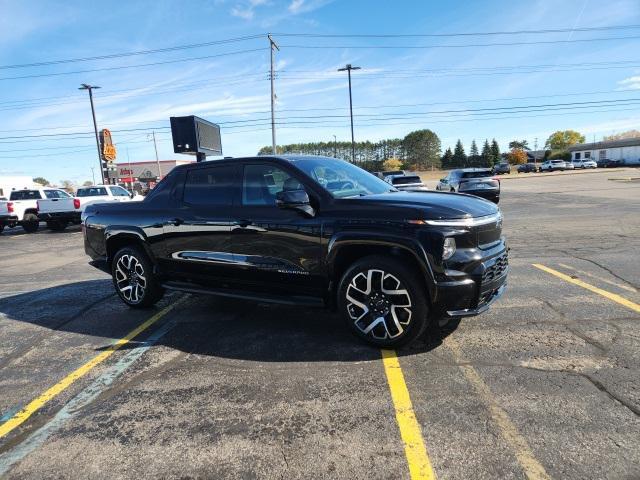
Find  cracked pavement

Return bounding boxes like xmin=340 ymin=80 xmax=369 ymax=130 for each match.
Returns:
xmin=0 ymin=169 xmax=639 ymax=479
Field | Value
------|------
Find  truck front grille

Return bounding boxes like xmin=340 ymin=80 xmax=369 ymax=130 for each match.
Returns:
xmin=482 ymin=253 xmax=509 ymax=283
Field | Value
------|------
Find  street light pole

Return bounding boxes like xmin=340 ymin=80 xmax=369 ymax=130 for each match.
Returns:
xmin=333 ymin=135 xmax=337 ymax=158
xmin=151 ymin=130 xmax=162 ymax=180
xmin=268 ymin=34 xmax=280 ymax=155
xmin=338 ymin=64 xmax=361 ymax=164
xmin=79 ymin=84 xmax=104 ymax=184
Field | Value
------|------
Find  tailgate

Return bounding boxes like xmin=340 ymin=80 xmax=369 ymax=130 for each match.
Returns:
xmin=37 ymin=198 xmax=76 ymax=213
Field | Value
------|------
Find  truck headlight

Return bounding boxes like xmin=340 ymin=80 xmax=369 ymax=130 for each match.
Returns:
xmin=443 ymin=237 xmax=456 ymax=260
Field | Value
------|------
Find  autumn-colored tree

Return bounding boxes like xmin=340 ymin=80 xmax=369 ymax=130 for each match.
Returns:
xmin=603 ymin=129 xmax=640 ymax=141
xmin=545 ymin=130 xmax=585 ymax=150
xmin=508 ymin=148 xmax=527 ymax=165
xmin=383 ymin=158 xmax=403 ymax=171
xmin=33 ymin=177 xmax=49 ymax=186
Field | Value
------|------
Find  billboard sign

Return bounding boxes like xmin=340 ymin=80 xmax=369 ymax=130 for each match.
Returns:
xmin=170 ymin=116 xmax=222 ymax=157
xmin=99 ymin=129 xmax=117 ymax=162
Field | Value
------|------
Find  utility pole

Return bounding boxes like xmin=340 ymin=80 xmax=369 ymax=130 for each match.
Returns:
xmin=79 ymin=84 xmax=104 ymax=184
xmin=90 ymin=167 xmax=95 ymax=185
xmin=127 ymin=147 xmax=133 ymax=193
xmin=268 ymin=34 xmax=279 ymax=155
xmin=338 ymin=64 xmax=361 ymax=164
xmin=333 ymin=135 xmax=337 ymax=158
xmin=151 ymin=131 xmax=162 ymax=180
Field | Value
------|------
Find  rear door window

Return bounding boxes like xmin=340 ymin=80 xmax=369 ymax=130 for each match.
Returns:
xmin=10 ymin=190 xmax=42 ymax=200
xmin=183 ymin=165 xmax=236 ymax=206
xmin=44 ymin=190 xmax=70 ymax=199
xmin=77 ymin=187 xmax=108 ymax=197
xmin=242 ymin=164 xmax=297 ymax=206
xmin=109 ymin=186 xmax=131 ymax=197
xmin=391 ymin=176 xmax=421 ymax=185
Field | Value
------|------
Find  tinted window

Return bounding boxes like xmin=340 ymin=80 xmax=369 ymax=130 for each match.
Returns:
xmin=109 ymin=186 xmax=130 ymax=197
xmin=10 ymin=190 xmax=42 ymax=200
xmin=184 ymin=166 xmax=235 ymax=206
xmin=44 ymin=190 xmax=70 ymax=199
xmin=77 ymin=187 xmax=108 ymax=197
xmin=243 ymin=164 xmax=298 ymax=206
xmin=462 ymin=171 xmax=493 ymax=179
xmin=391 ymin=176 xmax=421 ymax=185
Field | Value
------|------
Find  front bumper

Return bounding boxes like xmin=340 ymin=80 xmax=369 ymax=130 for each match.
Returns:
xmin=433 ymin=244 xmax=508 ymax=318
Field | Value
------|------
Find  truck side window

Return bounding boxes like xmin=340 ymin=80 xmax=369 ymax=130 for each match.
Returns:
xmin=243 ymin=164 xmax=296 ymax=206
xmin=183 ymin=166 xmax=235 ymax=206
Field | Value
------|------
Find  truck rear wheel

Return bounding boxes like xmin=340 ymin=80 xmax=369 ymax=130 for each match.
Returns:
xmin=112 ymin=246 xmax=164 ymax=308
xmin=22 ymin=213 xmax=39 ymax=233
xmin=337 ymin=255 xmax=429 ymax=348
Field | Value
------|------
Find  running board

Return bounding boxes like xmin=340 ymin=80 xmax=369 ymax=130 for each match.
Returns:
xmin=161 ymin=281 xmax=325 ymax=307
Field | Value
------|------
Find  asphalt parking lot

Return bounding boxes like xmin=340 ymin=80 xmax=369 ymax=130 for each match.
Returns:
xmin=1 ymin=169 xmax=639 ymax=479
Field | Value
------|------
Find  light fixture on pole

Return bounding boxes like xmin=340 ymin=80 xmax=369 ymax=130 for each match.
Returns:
xmin=337 ymin=64 xmax=361 ymax=163
xmin=79 ymin=84 xmax=104 ymax=184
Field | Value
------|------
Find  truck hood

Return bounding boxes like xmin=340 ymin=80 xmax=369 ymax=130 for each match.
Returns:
xmin=347 ymin=191 xmax=498 ymax=220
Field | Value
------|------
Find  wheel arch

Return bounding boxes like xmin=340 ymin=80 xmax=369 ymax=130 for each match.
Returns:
xmin=326 ymin=234 xmax=436 ymax=308
xmin=105 ymin=228 xmax=156 ymax=270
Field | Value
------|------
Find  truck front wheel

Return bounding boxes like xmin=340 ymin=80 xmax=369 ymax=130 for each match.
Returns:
xmin=337 ymin=255 xmax=429 ymax=348
xmin=112 ymin=246 xmax=164 ymax=308
xmin=21 ymin=213 xmax=39 ymax=233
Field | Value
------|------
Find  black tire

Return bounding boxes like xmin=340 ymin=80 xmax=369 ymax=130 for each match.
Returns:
xmin=337 ymin=255 xmax=429 ymax=348
xmin=111 ymin=246 xmax=164 ymax=308
xmin=21 ymin=213 xmax=39 ymax=233
xmin=0 ymin=224 xmax=4 ymax=234
xmin=46 ymin=220 xmax=68 ymax=231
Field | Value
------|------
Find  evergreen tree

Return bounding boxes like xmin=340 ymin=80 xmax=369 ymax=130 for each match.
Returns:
xmin=469 ymin=139 xmax=480 ymax=167
xmin=452 ymin=139 xmax=467 ymax=167
xmin=441 ymin=147 xmax=453 ymax=169
xmin=402 ymin=129 xmax=441 ymax=170
xmin=490 ymin=139 xmax=500 ymax=165
xmin=481 ymin=139 xmax=492 ymax=167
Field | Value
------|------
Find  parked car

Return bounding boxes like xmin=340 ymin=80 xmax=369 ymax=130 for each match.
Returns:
xmin=563 ymin=160 xmax=575 ymax=170
xmin=37 ymin=185 xmax=139 ymax=231
xmin=0 ymin=187 xmax=71 ymax=233
xmin=517 ymin=163 xmax=537 ymax=173
xmin=493 ymin=163 xmax=511 ymax=175
xmin=435 ymin=168 xmax=500 ymax=203
xmin=539 ymin=160 xmax=566 ymax=172
xmin=572 ymin=158 xmax=597 ymax=169
xmin=384 ymin=174 xmax=427 ymax=191
xmin=605 ymin=159 xmax=625 ymax=168
xmin=83 ymin=155 xmax=508 ymax=348
xmin=375 ymin=169 xmax=406 ymax=179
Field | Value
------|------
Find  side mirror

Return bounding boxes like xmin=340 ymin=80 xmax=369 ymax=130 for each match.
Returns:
xmin=276 ymin=189 xmax=315 ymax=217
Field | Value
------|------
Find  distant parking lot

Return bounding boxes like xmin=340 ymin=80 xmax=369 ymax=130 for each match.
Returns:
xmin=1 ymin=169 xmax=639 ymax=479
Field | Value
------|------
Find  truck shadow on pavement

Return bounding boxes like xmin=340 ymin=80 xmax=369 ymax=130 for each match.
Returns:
xmin=0 ymin=280 xmax=459 ymax=363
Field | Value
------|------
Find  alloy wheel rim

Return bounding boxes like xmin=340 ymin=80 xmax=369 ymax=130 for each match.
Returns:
xmin=345 ymin=269 xmax=412 ymax=340
xmin=115 ymin=254 xmax=147 ymax=304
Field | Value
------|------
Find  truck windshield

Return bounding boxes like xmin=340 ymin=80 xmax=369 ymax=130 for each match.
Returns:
xmin=291 ymin=157 xmax=396 ymax=198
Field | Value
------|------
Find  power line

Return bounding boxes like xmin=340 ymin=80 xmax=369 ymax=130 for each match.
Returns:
xmin=0 ymin=48 xmax=269 ymax=82
xmin=280 ymin=35 xmax=640 ymax=50
xmin=272 ymin=25 xmax=640 ymax=38
xmin=0 ymin=35 xmax=265 ymax=70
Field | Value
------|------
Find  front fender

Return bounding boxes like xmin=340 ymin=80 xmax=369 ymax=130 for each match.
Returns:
xmin=326 ymin=231 xmax=437 ymax=300
xmin=104 ymin=226 xmax=156 ymax=266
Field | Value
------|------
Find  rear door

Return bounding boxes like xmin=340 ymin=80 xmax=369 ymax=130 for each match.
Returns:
xmin=160 ymin=163 xmax=239 ymax=287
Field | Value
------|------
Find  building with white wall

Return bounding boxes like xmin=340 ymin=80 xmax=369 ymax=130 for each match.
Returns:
xmin=567 ymin=138 xmax=640 ymax=165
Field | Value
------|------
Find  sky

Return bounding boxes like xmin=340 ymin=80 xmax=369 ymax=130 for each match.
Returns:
xmin=0 ymin=0 xmax=639 ymax=184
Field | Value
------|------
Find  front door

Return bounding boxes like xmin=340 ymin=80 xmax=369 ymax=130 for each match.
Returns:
xmin=228 ymin=163 xmax=323 ymax=297
xmin=160 ymin=163 xmax=239 ymax=287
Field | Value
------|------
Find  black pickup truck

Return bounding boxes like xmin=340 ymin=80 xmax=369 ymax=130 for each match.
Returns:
xmin=83 ymin=155 xmax=508 ymax=347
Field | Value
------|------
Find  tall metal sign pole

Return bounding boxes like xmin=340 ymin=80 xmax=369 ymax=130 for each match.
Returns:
xmin=338 ymin=64 xmax=360 ymax=163
xmin=268 ymin=34 xmax=279 ymax=155
xmin=79 ymin=84 xmax=104 ymax=184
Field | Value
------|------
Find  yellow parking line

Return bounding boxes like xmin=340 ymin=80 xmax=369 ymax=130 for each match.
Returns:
xmin=533 ymin=263 xmax=640 ymax=313
xmin=445 ymin=337 xmax=551 ymax=480
xmin=381 ymin=349 xmax=436 ymax=480
xmin=557 ymin=263 xmax=637 ymax=293
xmin=0 ymin=296 xmax=186 ymax=439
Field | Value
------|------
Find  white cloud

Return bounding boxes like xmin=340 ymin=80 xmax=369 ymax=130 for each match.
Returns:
xmin=230 ymin=0 xmax=269 ymax=20
xmin=288 ymin=0 xmax=305 ymax=13
xmin=618 ymin=76 xmax=640 ymax=90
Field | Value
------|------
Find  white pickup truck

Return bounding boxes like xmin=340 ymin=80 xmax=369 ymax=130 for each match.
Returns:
xmin=36 ymin=185 xmax=141 ymax=231
xmin=0 ymin=187 xmax=72 ymax=233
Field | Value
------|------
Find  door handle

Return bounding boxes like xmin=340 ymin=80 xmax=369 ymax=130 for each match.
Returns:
xmin=171 ymin=218 xmax=184 ymax=226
